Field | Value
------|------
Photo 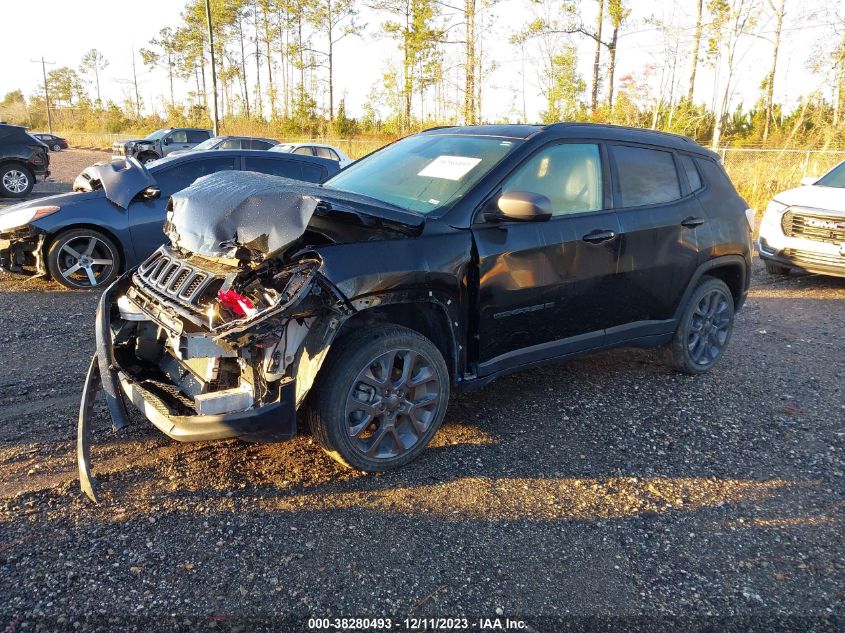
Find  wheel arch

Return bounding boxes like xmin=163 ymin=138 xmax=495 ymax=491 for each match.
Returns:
xmin=674 ymin=255 xmax=749 ymax=320
xmin=333 ymin=300 xmax=460 ymax=380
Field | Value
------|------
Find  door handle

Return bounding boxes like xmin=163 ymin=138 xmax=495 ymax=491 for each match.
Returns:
xmin=582 ymin=229 xmax=617 ymax=244
xmin=681 ymin=216 xmax=706 ymax=228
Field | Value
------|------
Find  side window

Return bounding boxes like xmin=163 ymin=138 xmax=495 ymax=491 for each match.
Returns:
xmin=314 ymin=146 xmax=335 ymax=160
xmin=293 ymin=146 xmax=314 ymax=156
xmin=301 ymin=163 xmax=326 ymax=183
xmin=329 ymin=149 xmax=341 ymax=161
xmin=219 ymin=139 xmax=240 ymax=149
xmin=502 ymin=143 xmax=602 ymax=216
xmin=187 ymin=130 xmax=210 ymax=143
xmin=153 ymin=157 xmax=237 ymax=194
xmin=679 ymin=154 xmax=702 ymax=191
xmin=243 ymin=157 xmax=303 ymax=179
xmin=167 ymin=130 xmax=188 ymax=144
xmin=613 ymin=145 xmax=681 ymax=206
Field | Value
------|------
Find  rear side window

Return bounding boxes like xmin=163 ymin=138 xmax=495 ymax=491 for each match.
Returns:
xmin=246 ymin=139 xmax=274 ymax=150
xmin=679 ymin=154 xmax=702 ymax=191
xmin=301 ymin=163 xmax=327 ymax=183
xmin=153 ymin=157 xmax=237 ymax=194
xmin=293 ymin=146 xmax=314 ymax=156
xmin=613 ymin=145 xmax=681 ymax=206
xmin=315 ymin=147 xmax=336 ymax=160
xmin=243 ymin=157 xmax=303 ymax=179
xmin=187 ymin=130 xmax=211 ymax=143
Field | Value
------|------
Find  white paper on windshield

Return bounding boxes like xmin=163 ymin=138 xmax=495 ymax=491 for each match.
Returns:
xmin=418 ymin=155 xmax=482 ymax=181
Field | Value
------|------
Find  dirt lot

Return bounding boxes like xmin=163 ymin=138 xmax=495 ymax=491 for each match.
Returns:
xmin=1 ymin=151 xmax=844 ymax=630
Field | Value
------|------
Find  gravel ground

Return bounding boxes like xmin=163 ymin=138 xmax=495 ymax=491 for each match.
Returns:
xmin=1 ymin=151 xmax=844 ymax=631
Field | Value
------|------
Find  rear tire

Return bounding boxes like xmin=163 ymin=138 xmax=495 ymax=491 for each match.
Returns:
xmin=47 ymin=228 xmax=121 ymax=290
xmin=764 ymin=261 xmax=790 ymax=275
xmin=0 ymin=163 xmax=34 ymax=198
xmin=304 ymin=324 xmax=450 ymax=472
xmin=52 ymin=143 xmax=62 ymax=152
xmin=665 ymin=276 xmax=735 ymax=375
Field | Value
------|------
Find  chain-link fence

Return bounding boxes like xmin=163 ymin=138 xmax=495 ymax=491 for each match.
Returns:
xmin=719 ymin=148 xmax=845 ymax=214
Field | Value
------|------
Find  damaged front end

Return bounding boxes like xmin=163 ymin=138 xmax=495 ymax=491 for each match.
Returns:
xmin=78 ymin=172 xmax=361 ymax=501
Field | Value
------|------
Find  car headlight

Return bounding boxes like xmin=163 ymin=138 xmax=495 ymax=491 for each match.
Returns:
xmin=761 ymin=200 xmax=787 ymax=226
xmin=0 ymin=205 xmax=60 ymax=232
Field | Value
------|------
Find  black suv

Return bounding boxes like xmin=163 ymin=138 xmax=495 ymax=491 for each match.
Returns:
xmin=112 ymin=128 xmax=213 ymax=163
xmin=79 ymin=123 xmax=752 ymax=499
xmin=0 ymin=124 xmax=50 ymax=198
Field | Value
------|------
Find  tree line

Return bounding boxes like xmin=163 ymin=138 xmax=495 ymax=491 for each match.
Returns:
xmin=2 ymin=0 xmax=844 ymax=148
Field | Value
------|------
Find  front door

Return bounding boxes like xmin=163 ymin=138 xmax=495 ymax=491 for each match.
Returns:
xmin=472 ymin=142 xmax=622 ymax=376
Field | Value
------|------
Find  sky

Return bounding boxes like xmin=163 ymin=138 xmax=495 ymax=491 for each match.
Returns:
xmin=0 ymin=0 xmax=838 ymax=124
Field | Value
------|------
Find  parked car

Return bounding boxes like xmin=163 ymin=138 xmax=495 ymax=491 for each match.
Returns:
xmin=0 ymin=124 xmax=50 ymax=198
xmin=271 ymin=142 xmax=353 ymax=167
xmin=77 ymin=123 xmax=753 ymax=499
xmin=112 ymin=128 xmax=213 ymax=164
xmin=169 ymin=135 xmax=279 ymax=156
xmin=758 ymin=160 xmax=845 ymax=278
xmin=31 ymin=133 xmax=68 ymax=152
xmin=0 ymin=150 xmax=339 ymax=289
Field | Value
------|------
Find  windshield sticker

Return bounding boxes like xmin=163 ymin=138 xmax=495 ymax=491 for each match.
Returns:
xmin=418 ymin=155 xmax=482 ymax=181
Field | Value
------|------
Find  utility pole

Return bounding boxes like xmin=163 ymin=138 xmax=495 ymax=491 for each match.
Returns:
xmin=30 ymin=57 xmax=55 ymax=133
xmin=205 ymin=0 xmax=220 ymax=135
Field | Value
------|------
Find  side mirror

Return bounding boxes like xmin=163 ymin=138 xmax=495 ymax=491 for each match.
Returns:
xmin=800 ymin=176 xmax=817 ymax=186
xmin=140 ymin=187 xmax=161 ymax=200
xmin=484 ymin=191 xmax=553 ymax=223
xmin=163 ymin=137 xmax=171 ymax=145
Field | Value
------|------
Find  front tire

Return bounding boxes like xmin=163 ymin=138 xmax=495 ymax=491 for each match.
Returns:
xmin=52 ymin=143 xmax=62 ymax=152
xmin=665 ymin=276 xmax=735 ymax=375
xmin=47 ymin=229 xmax=121 ymax=289
xmin=0 ymin=163 xmax=34 ymax=198
xmin=136 ymin=152 xmax=158 ymax=164
xmin=304 ymin=325 xmax=450 ymax=472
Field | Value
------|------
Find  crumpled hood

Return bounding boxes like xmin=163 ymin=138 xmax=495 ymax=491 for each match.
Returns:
xmin=164 ymin=170 xmax=424 ymax=260
xmin=74 ymin=157 xmax=156 ymax=208
xmin=774 ymin=185 xmax=845 ymax=214
xmin=165 ymin=171 xmax=320 ymax=260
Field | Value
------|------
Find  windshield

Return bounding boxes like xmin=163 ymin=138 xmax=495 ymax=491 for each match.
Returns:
xmin=193 ymin=136 xmax=223 ymax=150
xmin=324 ymin=134 xmax=521 ymax=214
xmin=143 ymin=129 xmax=170 ymax=141
xmin=815 ymin=161 xmax=845 ymax=188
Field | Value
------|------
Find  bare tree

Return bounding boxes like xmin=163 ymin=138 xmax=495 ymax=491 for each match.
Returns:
xmin=687 ymin=0 xmax=703 ymax=101
xmin=762 ymin=0 xmax=786 ymax=141
xmin=591 ymin=0 xmax=604 ymax=112
xmin=79 ymin=49 xmax=109 ymax=105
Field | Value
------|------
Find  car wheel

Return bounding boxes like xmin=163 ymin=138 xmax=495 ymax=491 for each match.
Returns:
xmin=52 ymin=143 xmax=62 ymax=152
xmin=137 ymin=153 xmax=157 ymax=164
xmin=47 ymin=229 xmax=121 ymax=290
xmin=305 ymin=324 xmax=450 ymax=472
xmin=0 ymin=164 xmax=34 ymax=198
xmin=764 ymin=261 xmax=790 ymax=275
xmin=665 ymin=276 xmax=735 ymax=375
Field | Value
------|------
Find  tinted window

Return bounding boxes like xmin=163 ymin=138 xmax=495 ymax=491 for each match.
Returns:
xmin=301 ymin=163 xmax=327 ymax=183
xmin=614 ymin=146 xmax=681 ymax=206
xmin=293 ymin=146 xmax=313 ymax=156
xmin=187 ymin=130 xmax=211 ymax=143
xmin=679 ymin=154 xmax=702 ymax=191
xmin=153 ymin=157 xmax=237 ymax=194
xmin=244 ymin=157 xmax=303 ymax=179
xmin=219 ymin=139 xmax=240 ymax=149
xmin=315 ymin=146 xmax=336 ymax=160
xmin=243 ymin=139 xmax=271 ymax=150
xmin=502 ymin=143 xmax=602 ymax=216
xmin=168 ymin=130 xmax=188 ymax=144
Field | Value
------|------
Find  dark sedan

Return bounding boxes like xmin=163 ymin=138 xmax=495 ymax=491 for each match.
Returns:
xmin=32 ymin=133 xmax=69 ymax=151
xmin=168 ymin=135 xmax=279 ymax=156
xmin=0 ymin=150 xmax=339 ymax=289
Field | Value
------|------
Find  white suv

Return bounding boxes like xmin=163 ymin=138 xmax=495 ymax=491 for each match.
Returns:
xmin=758 ymin=160 xmax=845 ymax=278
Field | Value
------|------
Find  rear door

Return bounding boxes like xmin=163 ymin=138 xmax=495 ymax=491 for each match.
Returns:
xmin=606 ymin=144 xmax=703 ymax=344
xmin=472 ymin=141 xmax=622 ymax=375
xmin=127 ymin=156 xmax=238 ymax=262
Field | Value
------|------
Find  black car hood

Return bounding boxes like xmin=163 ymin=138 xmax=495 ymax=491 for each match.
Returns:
xmin=76 ymin=158 xmax=156 ymax=209
xmin=165 ymin=170 xmax=423 ymax=260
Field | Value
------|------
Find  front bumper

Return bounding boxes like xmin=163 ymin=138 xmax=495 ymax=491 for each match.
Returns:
xmin=758 ymin=232 xmax=845 ymax=278
xmin=77 ymin=277 xmax=298 ymax=502
xmin=0 ymin=228 xmax=46 ymax=275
